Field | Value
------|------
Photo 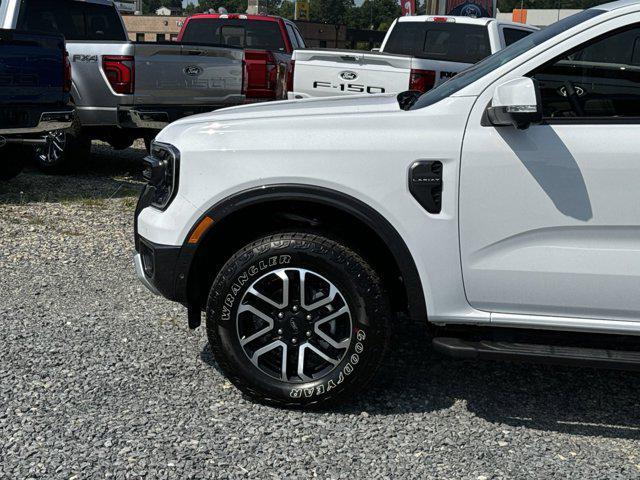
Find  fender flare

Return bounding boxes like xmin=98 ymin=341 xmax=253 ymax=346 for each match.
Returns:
xmin=178 ymin=184 xmax=427 ymax=323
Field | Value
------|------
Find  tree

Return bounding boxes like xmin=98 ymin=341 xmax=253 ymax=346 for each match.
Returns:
xmin=353 ymin=0 xmax=400 ymax=30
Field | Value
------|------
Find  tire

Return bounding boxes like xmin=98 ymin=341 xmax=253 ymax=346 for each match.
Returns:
xmin=0 ymin=145 xmax=27 ymax=180
xmin=206 ymin=232 xmax=391 ymax=408
xmin=33 ymin=131 xmax=91 ymax=174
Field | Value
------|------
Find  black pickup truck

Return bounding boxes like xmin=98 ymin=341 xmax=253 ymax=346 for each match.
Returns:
xmin=0 ymin=28 xmax=75 ymax=179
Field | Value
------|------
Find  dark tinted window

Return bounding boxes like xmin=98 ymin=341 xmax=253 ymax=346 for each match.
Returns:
xmin=18 ymin=0 xmax=126 ymax=41
xmin=532 ymin=24 xmax=640 ymax=119
xmin=181 ymin=18 xmax=286 ymax=51
xmin=503 ymin=27 xmax=532 ymax=46
xmin=384 ymin=22 xmax=491 ymax=64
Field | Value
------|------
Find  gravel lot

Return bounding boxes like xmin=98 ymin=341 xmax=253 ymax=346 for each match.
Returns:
xmin=1 ymin=142 xmax=640 ymax=479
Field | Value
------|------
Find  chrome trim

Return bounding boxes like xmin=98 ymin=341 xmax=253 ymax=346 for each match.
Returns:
xmin=134 ymin=253 xmax=161 ymax=296
xmin=0 ymin=110 xmax=75 ymax=135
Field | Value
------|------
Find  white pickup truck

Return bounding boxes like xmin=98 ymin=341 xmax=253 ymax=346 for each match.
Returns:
xmin=289 ymin=16 xmax=537 ymax=99
xmin=136 ymin=1 xmax=640 ymax=408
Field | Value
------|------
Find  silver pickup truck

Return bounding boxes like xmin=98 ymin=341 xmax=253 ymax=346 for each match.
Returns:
xmin=1 ymin=0 xmax=245 ymax=172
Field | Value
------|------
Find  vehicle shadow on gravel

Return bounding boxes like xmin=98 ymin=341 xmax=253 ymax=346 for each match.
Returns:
xmin=201 ymin=321 xmax=640 ymax=440
xmin=0 ymin=142 xmax=146 ymax=205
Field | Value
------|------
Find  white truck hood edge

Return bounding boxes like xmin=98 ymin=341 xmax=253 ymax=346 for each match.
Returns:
xmin=166 ymin=94 xmax=402 ymax=126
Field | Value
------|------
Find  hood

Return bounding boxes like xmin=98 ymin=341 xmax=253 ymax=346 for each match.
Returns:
xmin=168 ymin=94 xmax=402 ymax=127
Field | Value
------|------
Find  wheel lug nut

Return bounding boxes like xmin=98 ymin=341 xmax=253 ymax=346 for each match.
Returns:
xmin=292 ymin=338 xmax=297 ymax=344
xmin=306 ymin=331 xmax=312 ymax=337
xmin=278 ymin=312 xmax=284 ymax=319
xmin=306 ymin=314 xmax=312 ymax=321
xmin=292 ymin=305 xmax=298 ymax=312
xmin=277 ymin=329 xmax=283 ymax=335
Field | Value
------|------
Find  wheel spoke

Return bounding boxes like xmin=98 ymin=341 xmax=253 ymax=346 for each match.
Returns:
xmin=237 ymin=304 xmax=274 ymax=346
xmin=246 ymin=270 xmax=289 ymax=309
xmin=300 ymin=270 xmax=338 ymax=311
xmin=314 ymin=305 xmax=350 ymax=349
xmin=250 ymin=340 xmax=288 ymax=381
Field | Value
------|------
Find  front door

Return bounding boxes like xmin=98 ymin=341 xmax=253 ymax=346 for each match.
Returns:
xmin=459 ymin=23 xmax=640 ymax=322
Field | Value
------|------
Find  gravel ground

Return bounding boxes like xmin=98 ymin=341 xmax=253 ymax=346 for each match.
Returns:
xmin=1 ymin=142 xmax=640 ymax=479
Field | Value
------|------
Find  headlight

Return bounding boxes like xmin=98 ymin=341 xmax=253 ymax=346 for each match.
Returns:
xmin=142 ymin=141 xmax=180 ymax=210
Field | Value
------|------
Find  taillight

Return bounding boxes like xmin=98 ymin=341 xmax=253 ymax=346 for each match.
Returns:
xmin=63 ymin=50 xmax=71 ymax=93
xmin=287 ymin=60 xmax=294 ymax=92
xmin=102 ymin=55 xmax=134 ymax=94
xmin=409 ymin=69 xmax=436 ymax=93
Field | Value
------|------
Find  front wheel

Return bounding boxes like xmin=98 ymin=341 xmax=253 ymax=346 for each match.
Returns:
xmin=206 ymin=233 xmax=391 ymax=408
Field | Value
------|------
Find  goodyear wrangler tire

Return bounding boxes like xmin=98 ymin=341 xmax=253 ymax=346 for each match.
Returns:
xmin=206 ymin=232 xmax=391 ymax=408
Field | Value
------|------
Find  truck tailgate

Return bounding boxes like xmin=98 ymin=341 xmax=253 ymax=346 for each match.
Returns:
xmin=291 ymin=49 xmax=412 ymax=98
xmin=133 ymin=43 xmax=244 ymax=106
xmin=0 ymin=29 xmax=66 ymax=105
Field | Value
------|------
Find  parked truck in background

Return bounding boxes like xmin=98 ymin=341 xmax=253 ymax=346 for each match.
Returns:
xmin=178 ymin=13 xmax=305 ymax=103
xmin=0 ymin=26 xmax=75 ymax=179
xmin=289 ymin=16 xmax=537 ymax=99
xmin=1 ymin=0 xmax=246 ymax=172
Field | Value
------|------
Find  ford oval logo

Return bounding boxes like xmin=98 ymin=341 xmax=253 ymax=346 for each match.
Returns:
xmin=184 ymin=65 xmax=202 ymax=76
xmin=340 ymin=70 xmax=358 ymax=81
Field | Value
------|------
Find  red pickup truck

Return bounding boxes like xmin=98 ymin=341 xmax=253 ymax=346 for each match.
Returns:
xmin=178 ymin=14 xmax=305 ymax=102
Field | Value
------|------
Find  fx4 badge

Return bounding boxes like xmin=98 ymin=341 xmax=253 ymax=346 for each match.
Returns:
xmin=184 ymin=65 xmax=202 ymax=76
xmin=73 ymin=54 xmax=98 ymax=63
xmin=339 ymin=70 xmax=358 ymax=81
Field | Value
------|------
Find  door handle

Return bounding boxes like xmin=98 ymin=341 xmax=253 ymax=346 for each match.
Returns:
xmin=186 ymin=49 xmax=204 ymax=56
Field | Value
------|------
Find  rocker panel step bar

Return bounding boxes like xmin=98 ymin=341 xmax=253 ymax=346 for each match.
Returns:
xmin=432 ymin=337 xmax=640 ymax=371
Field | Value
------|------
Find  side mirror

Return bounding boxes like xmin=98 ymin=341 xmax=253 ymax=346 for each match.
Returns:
xmin=487 ymin=77 xmax=542 ymax=130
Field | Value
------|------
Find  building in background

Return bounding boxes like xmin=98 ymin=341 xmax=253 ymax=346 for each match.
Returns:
xmin=156 ymin=6 xmax=183 ymax=15
xmin=496 ymin=8 xmax=583 ymax=26
xmin=123 ymin=15 xmax=186 ymax=41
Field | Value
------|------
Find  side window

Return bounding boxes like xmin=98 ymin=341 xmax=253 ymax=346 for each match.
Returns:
xmin=294 ymin=26 xmax=306 ymax=48
xmin=286 ymin=24 xmax=299 ymax=49
xmin=503 ymin=28 xmax=532 ymax=46
xmin=531 ymin=24 xmax=640 ymax=119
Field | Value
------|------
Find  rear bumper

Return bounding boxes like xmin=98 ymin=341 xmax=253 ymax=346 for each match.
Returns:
xmin=118 ymin=104 xmax=231 ymax=129
xmin=0 ymin=107 xmax=76 ymax=136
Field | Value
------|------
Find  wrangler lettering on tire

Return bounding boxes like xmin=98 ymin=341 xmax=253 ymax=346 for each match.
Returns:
xmin=206 ymin=233 xmax=391 ymax=408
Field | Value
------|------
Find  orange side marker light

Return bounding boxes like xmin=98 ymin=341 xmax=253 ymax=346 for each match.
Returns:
xmin=188 ymin=216 xmax=214 ymax=244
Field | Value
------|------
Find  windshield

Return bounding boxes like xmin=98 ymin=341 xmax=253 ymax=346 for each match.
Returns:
xmin=410 ymin=9 xmax=605 ymax=110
